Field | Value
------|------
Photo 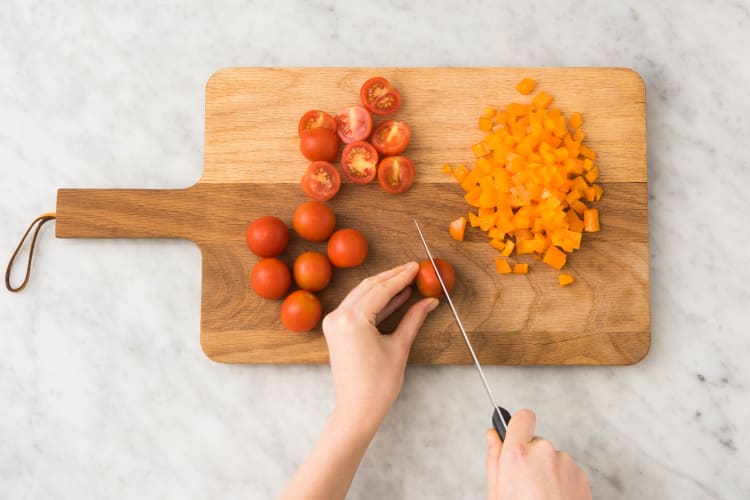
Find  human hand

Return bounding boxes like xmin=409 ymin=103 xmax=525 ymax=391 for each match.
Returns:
xmin=322 ymin=261 xmax=439 ymax=431
xmin=486 ymin=409 xmax=591 ymax=500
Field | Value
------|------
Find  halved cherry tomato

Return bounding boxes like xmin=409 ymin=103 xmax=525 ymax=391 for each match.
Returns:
xmin=251 ymin=257 xmax=291 ymax=299
xmin=292 ymin=201 xmax=336 ymax=242
xmin=245 ymin=216 xmax=289 ymax=257
xmin=415 ymin=258 xmax=456 ymax=298
xmin=360 ymin=77 xmax=402 ymax=116
xmin=340 ymin=141 xmax=378 ymax=184
xmin=370 ymin=120 xmax=411 ymax=156
xmin=281 ymin=290 xmax=322 ymax=332
xmin=327 ymin=228 xmax=368 ymax=268
xmin=298 ymin=110 xmax=337 ymax=136
xmin=377 ymin=156 xmax=415 ymax=194
xmin=293 ymin=251 xmax=332 ymax=292
xmin=302 ymin=161 xmax=341 ymax=201
xmin=336 ymin=106 xmax=372 ymax=144
xmin=300 ymin=127 xmax=339 ymax=161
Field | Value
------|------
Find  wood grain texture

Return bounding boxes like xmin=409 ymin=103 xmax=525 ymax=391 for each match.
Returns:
xmin=55 ymin=67 xmax=649 ymax=365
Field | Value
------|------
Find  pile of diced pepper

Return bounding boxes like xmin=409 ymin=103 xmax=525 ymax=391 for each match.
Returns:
xmin=443 ymin=77 xmax=602 ymax=286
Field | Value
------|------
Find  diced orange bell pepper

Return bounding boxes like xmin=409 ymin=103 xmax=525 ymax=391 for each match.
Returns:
xmin=495 ymin=258 xmax=512 ymax=274
xmin=513 ymin=263 xmax=529 ymax=274
xmin=531 ymin=91 xmax=553 ymax=109
xmin=515 ymin=77 xmax=536 ymax=95
xmin=448 ymin=78 xmax=603 ymax=282
xmin=450 ymin=216 xmax=467 ymax=241
xmin=583 ymin=208 xmax=600 ymax=232
xmin=558 ymin=274 xmax=575 ymax=286
xmin=442 ymin=164 xmax=452 ymax=174
xmin=568 ymin=112 xmax=582 ymax=129
xmin=543 ymin=245 xmax=567 ymax=270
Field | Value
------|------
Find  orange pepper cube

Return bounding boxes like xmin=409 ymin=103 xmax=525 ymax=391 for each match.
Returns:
xmin=495 ymin=258 xmax=512 ymax=274
xmin=513 ymin=263 xmax=529 ymax=274
xmin=478 ymin=117 xmax=493 ymax=132
xmin=531 ymin=91 xmax=553 ymax=109
xmin=515 ymin=77 xmax=536 ymax=95
xmin=568 ymin=112 xmax=582 ymax=129
xmin=558 ymin=274 xmax=575 ymax=286
xmin=543 ymin=245 xmax=567 ymax=270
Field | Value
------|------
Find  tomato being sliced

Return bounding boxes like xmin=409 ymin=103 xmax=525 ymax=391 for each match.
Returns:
xmin=377 ymin=156 xmax=415 ymax=194
xmin=340 ymin=141 xmax=378 ymax=184
xmin=415 ymin=258 xmax=456 ymax=298
xmin=300 ymin=127 xmax=339 ymax=162
xmin=336 ymin=106 xmax=372 ymax=144
xmin=298 ymin=110 xmax=337 ymax=136
xmin=302 ymin=161 xmax=341 ymax=201
xmin=360 ymin=77 xmax=402 ymax=116
xmin=370 ymin=120 xmax=411 ymax=156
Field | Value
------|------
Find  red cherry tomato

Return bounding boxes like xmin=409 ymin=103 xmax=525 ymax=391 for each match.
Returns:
xmin=336 ymin=106 xmax=373 ymax=144
xmin=415 ymin=258 xmax=456 ymax=298
xmin=340 ymin=141 xmax=378 ymax=184
xmin=302 ymin=161 xmax=341 ymax=201
xmin=327 ymin=228 xmax=368 ymax=268
xmin=371 ymin=120 xmax=411 ymax=156
xmin=298 ymin=110 xmax=337 ymax=136
xmin=300 ymin=127 xmax=339 ymax=162
xmin=251 ymin=258 xmax=291 ymax=299
xmin=281 ymin=290 xmax=322 ymax=332
xmin=360 ymin=77 xmax=402 ymax=116
xmin=377 ymin=156 xmax=415 ymax=194
xmin=292 ymin=201 xmax=336 ymax=242
xmin=245 ymin=216 xmax=289 ymax=257
xmin=293 ymin=251 xmax=332 ymax=292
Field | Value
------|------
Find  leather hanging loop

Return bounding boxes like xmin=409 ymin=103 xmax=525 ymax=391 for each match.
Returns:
xmin=5 ymin=212 xmax=56 ymax=292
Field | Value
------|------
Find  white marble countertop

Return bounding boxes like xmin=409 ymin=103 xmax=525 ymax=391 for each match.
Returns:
xmin=2 ymin=1 xmax=748 ymax=498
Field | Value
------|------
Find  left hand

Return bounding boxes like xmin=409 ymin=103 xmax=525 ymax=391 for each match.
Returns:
xmin=322 ymin=261 xmax=439 ymax=430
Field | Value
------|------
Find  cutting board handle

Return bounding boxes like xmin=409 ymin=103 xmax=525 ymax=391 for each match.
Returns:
xmin=55 ymin=188 xmax=196 ymax=240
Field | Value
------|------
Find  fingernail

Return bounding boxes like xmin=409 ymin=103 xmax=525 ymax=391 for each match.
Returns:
xmin=486 ymin=429 xmax=494 ymax=444
xmin=405 ymin=261 xmax=418 ymax=271
xmin=428 ymin=298 xmax=439 ymax=311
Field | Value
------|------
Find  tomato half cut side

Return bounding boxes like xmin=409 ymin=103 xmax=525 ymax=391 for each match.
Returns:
xmin=298 ymin=110 xmax=337 ymax=136
xmin=360 ymin=77 xmax=402 ymax=116
xmin=336 ymin=106 xmax=373 ymax=144
xmin=377 ymin=156 xmax=415 ymax=194
xmin=340 ymin=141 xmax=378 ymax=184
xmin=302 ymin=161 xmax=341 ymax=201
xmin=370 ymin=120 xmax=411 ymax=156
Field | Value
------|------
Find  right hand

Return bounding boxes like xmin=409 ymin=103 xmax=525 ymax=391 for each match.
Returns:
xmin=486 ymin=409 xmax=591 ymax=500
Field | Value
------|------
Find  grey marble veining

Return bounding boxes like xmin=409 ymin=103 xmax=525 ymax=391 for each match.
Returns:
xmin=2 ymin=1 xmax=749 ymax=498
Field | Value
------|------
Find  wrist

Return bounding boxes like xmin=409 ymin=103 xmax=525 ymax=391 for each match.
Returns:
xmin=331 ymin=401 xmax=387 ymax=437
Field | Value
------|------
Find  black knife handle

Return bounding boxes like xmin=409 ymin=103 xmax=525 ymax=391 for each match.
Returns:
xmin=492 ymin=406 xmax=512 ymax=441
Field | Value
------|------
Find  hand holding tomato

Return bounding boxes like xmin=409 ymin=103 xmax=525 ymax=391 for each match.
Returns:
xmin=322 ymin=262 xmax=439 ymax=431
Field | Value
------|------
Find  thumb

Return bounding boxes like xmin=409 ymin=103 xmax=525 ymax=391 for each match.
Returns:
xmin=486 ymin=428 xmax=502 ymax=499
xmin=392 ymin=297 xmax=439 ymax=352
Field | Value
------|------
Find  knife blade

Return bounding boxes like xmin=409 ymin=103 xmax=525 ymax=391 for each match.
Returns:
xmin=414 ymin=220 xmax=512 ymax=440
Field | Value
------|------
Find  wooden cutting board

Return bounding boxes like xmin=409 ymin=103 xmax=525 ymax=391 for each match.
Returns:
xmin=55 ymin=67 xmax=649 ymax=365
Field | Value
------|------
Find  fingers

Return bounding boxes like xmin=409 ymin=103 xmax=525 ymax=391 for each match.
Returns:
xmin=374 ymin=287 xmax=412 ymax=325
xmin=392 ymin=297 xmax=439 ymax=350
xmin=359 ymin=262 xmax=421 ymax=317
xmin=504 ymin=409 xmax=537 ymax=446
xmin=339 ymin=262 xmax=417 ymax=310
xmin=485 ymin=428 xmax=502 ymax=500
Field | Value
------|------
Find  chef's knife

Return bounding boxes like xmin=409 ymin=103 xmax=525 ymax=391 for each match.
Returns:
xmin=414 ymin=220 xmax=512 ymax=441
